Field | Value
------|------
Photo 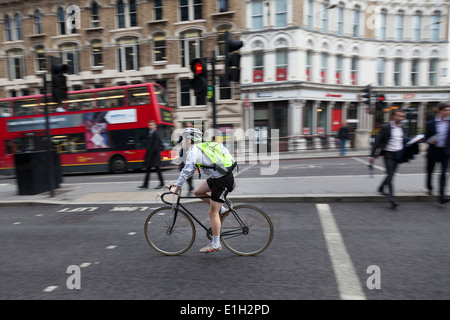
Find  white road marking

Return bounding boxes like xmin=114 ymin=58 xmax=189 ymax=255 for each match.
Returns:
xmin=316 ymin=203 xmax=366 ymax=300
xmin=106 ymin=245 xmax=117 ymax=250
xmin=127 ymin=232 xmax=137 ymax=235
xmin=79 ymin=262 xmax=91 ymax=268
xmin=43 ymin=286 xmax=58 ymax=292
xmin=13 ymin=222 xmax=21 ymax=225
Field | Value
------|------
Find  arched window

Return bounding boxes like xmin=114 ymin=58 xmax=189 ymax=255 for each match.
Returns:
xmin=153 ymin=33 xmax=167 ymax=62
xmin=34 ymin=10 xmax=42 ymax=34
xmin=117 ymin=37 xmax=139 ymax=71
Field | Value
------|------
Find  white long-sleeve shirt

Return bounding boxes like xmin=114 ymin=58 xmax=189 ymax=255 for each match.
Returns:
xmin=176 ymin=143 xmax=230 ymax=187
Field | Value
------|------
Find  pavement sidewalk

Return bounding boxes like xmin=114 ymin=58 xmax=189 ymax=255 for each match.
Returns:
xmin=0 ymin=148 xmax=441 ymax=206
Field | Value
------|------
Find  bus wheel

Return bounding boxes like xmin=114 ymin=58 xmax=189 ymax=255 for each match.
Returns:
xmin=110 ymin=155 xmax=127 ymax=174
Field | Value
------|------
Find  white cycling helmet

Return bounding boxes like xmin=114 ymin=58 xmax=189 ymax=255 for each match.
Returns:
xmin=181 ymin=127 xmax=203 ymax=142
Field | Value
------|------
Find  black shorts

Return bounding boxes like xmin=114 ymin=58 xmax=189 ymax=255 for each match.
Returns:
xmin=207 ymin=173 xmax=235 ymax=203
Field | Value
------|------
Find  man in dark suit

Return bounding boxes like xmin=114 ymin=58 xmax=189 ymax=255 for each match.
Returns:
xmin=369 ymin=109 xmax=407 ymax=208
xmin=138 ymin=120 xmax=164 ymax=189
xmin=425 ymin=103 xmax=450 ymax=204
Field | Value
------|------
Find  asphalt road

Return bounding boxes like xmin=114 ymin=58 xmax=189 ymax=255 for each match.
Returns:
xmin=1 ymin=200 xmax=450 ymax=302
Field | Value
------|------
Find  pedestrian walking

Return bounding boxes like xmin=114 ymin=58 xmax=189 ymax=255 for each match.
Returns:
xmin=337 ymin=121 xmax=350 ymax=156
xmin=138 ymin=120 xmax=164 ymax=189
xmin=369 ymin=109 xmax=407 ymax=208
xmin=179 ymin=121 xmax=195 ymax=196
xmin=425 ymin=103 xmax=450 ymax=204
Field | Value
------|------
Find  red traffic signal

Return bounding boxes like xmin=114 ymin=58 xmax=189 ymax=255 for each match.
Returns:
xmin=190 ymin=58 xmax=207 ymax=97
xmin=194 ymin=61 xmax=204 ymax=75
xmin=378 ymin=94 xmax=385 ymax=102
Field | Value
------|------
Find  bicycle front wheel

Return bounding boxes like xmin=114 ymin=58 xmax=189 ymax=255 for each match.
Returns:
xmin=220 ymin=205 xmax=274 ymax=256
xmin=144 ymin=206 xmax=195 ymax=256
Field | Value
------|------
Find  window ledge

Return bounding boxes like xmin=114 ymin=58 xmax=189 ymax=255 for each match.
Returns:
xmin=29 ymin=34 xmax=47 ymax=39
xmin=211 ymin=11 xmax=235 ymax=18
xmin=85 ymin=27 xmax=104 ymax=32
xmin=147 ymin=19 xmax=168 ymax=25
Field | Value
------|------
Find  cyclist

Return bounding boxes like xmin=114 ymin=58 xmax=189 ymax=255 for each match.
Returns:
xmin=170 ymin=127 xmax=236 ymax=253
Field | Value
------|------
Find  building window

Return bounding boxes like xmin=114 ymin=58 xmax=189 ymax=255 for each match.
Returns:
xmin=430 ymin=11 xmax=441 ymax=41
xmin=91 ymin=2 xmax=100 ymax=28
xmin=219 ymin=76 xmax=232 ymax=100
xmin=58 ymin=7 xmax=66 ymax=35
xmin=180 ymin=0 xmax=202 ymax=21
xmin=4 ymin=14 xmax=23 ymax=41
xmin=34 ymin=10 xmax=43 ymax=34
xmin=429 ymin=58 xmax=438 ymax=86
xmin=320 ymin=52 xmax=327 ymax=83
xmin=275 ymin=0 xmax=287 ymax=28
xmin=252 ymin=0 xmax=263 ymax=30
xmin=217 ymin=26 xmax=231 ymax=56
xmin=337 ymin=4 xmax=344 ymax=36
xmin=116 ymin=0 xmax=137 ymax=28
xmin=276 ymin=49 xmax=288 ymax=81
xmin=351 ymin=56 xmax=358 ymax=85
xmin=352 ymin=5 xmax=360 ymax=37
xmin=117 ymin=38 xmax=139 ymax=71
xmin=377 ymin=57 xmax=385 ymax=86
xmin=321 ymin=1 xmax=329 ymax=33
xmin=180 ymin=30 xmax=203 ymax=67
xmin=394 ymin=58 xmax=402 ymax=86
xmin=307 ymin=0 xmax=314 ymax=29
xmin=4 ymin=15 xmax=12 ymax=41
xmin=7 ymin=49 xmax=25 ymax=80
xmin=412 ymin=11 xmax=422 ymax=41
xmin=218 ymin=0 xmax=228 ymax=13
xmin=91 ymin=40 xmax=103 ymax=67
xmin=14 ymin=14 xmax=22 ymax=40
xmin=379 ymin=9 xmax=387 ymax=40
xmin=411 ymin=59 xmax=419 ymax=86
xmin=253 ymin=51 xmax=264 ymax=82
xmin=60 ymin=43 xmax=80 ymax=75
xmin=35 ymin=46 xmax=47 ymax=72
xmin=153 ymin=33 xmax=167 ymax=62
xmin=306 ymin=50 xmax=312 ymax=81
xmin=154 ymin=0 xmax=163 ymax=20
xmin=336 ymin=54 xmax=343 ymax=84
xmin=395 ymin=10 xmax=404 ymax=41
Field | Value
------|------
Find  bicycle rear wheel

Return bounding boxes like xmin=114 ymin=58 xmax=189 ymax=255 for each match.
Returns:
xmin=144 ymin=206 xmax=195 ymax=256
xmin=220 ymin=205 xmax=274 ymax=256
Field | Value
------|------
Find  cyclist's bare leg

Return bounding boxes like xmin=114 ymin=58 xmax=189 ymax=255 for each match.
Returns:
xmin=209 ymin=199 xmax=222 ymax=237
xmin=194 ymin=181 xmax=221 ymax=237
xmin=194 ymin=180 xmax=211 ymax=205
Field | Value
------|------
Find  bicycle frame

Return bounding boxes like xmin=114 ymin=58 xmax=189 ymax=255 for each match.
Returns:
xmin=160 ymin=191 xmax=246 ymax=237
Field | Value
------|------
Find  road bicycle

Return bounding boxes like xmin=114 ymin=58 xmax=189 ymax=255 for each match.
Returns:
xmin=144 ymin=186 xmax=274 ymax=256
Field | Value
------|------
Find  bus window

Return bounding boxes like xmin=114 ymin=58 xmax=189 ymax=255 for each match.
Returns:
xmin=0 ymin=101 xmax=11 ymax=117
xmin=154 ymin=85 xmax=169 ymax=106
xmin=13 ymin=98 xmax=39 ymax=116
xmin=128 ymin=86 xmax=150 ymax=105
xmin=52 ymin=133 xmax=85 ymax=153
xmin=67 ymin=92 xmax=96 ymax=111
xmin=5 ymin=140 xmax=13 ymax=154
xmin=97 ymin=89 xmax=125 ymax=108
xmin=158 ymin=124 xmax=175 ymax=150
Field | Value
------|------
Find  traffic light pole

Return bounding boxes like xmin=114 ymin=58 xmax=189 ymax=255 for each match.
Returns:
xmin=211 ymin=50 xmax=217 ymax=130
xmin=41 ymin=72 xmax=55 ymax=198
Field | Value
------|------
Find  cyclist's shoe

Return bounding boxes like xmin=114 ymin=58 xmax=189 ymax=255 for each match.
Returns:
xmin=199 ymin=243 xmax=222 ymax=253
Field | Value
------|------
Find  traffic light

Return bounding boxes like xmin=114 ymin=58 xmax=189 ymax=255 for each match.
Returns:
xmin=190 ymin=58 xmax=207 ymax=97
xmin=50 ymin=56 xmax=68 ymax=103
xmin=224 ymin=31 xmax=243 ymax=82
xmin=376 ymin=94 xmax=387 ymax=111
xmin=361 ymin=85 xmax=372 ymax=107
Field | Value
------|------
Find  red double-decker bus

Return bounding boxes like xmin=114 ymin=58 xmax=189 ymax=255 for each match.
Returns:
xmin=0 ymin=83 xmax=176 ymax=175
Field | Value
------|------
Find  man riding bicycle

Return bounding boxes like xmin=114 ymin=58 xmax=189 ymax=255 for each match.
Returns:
xmin=170 ymin=127 xmax=237 ymax=253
